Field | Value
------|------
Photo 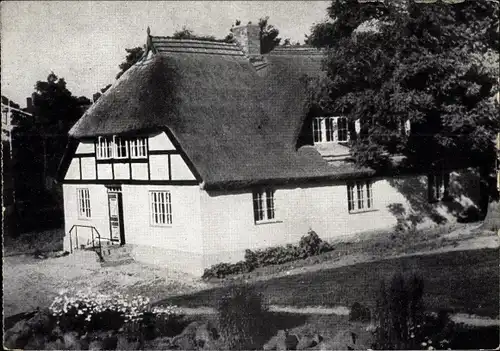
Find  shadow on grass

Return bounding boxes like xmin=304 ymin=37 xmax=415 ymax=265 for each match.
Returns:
xmin=450 ymin=325 xmax=500 ymax=350
xmin=160 ymin=249 xmax=499 ymax=318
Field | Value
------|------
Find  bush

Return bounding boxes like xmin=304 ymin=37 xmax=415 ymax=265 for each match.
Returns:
xmin=202 ymin=230 xmax=334 ymax=279
xmin=215 ymin=284 xmax=268 ymax=350
xmin=374 ymin=272 xmax=425 ymax=350
xmin=350 ymin=302 xmax=371 ymax=322
xmin=457 ymin=205 xmax=482 ymax=223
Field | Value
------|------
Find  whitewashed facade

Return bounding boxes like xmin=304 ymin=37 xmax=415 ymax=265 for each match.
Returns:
xmin=62 ymin=131 xmax=481 ymax=275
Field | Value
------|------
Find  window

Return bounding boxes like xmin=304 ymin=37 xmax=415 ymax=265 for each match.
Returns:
xmin=96 ymin=137 xmax=112 ymax=159
xmin=428 ymin=173 xmax=450 ymax=202
xmin=397 ymin=119 xmax=411 ymax=136
xmin=113 ymin=136 xmax=128 ymax=159
xmin=77 ymin=188 xmax=91 ymax=219
xmin=337 ymin=117 xmax=348 ymax=142
xmin=313 ymin=118 xmax=322 ymax=143
xmin=347 ymin=181 xmax=374 ymax=212
xmin=150 ymin=191 xmax=172 ymax=225
xmin=130 ymin=138 xmax=147 ymax=158
xmin=253 ymin=189 xmax=275 ymax=222
xmin=96 ymin=135 xmax=148 ymax=160
xmin=312 ymin=117 xmax=349 ymax=143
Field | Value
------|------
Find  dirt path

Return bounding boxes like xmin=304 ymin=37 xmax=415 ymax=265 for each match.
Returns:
xmin=178 ymin=305 xmax=500 ymax=327
xmin=3 ymin=250 xmax=209 ymax=318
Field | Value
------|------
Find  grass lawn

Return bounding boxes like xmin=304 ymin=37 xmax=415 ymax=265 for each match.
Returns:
xmin=161 ymin=248 xmax=499 ymax=318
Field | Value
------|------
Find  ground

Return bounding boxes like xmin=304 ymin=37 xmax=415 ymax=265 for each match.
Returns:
xmin=3 ymin=238 xmax=209 ymax=318
xmin=164 ymin=248 xmax=499 ymax=318
xmin=3 ymin=224 xmax=499 ymax=322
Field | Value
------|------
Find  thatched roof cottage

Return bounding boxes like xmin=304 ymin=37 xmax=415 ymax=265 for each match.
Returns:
xmin=60 ymin=24 xmax=481 ymax=274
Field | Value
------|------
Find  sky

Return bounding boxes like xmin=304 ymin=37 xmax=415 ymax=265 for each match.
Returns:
xmin=1 ymin=1 xmax=330 ymax=106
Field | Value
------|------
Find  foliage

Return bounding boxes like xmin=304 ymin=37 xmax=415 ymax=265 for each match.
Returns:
xmin=307 ymin=0 xmax=499 ymax=190
xmin=92 ymin=84 xmax=112 ymax=103
xmin=374 ymin=272 xmax=425 ymax=349
xmin=116 ymin=47 xmax=145 ymax=79
xmin=11 ymin=73 xmax=90 ymax=200
xmin=349 ymin=302 xmax=371 ymax=322
xmin=215 ymin=284 xmax=268 ymax=350
xmin=49 ymin=289 xmax=183 ymax=338
xmin=258 ymin=16 xmax=281 ymax=54
xmin=172 ymin=26 xmax=219 ymax=42
xmin=202 ymin=230 xmax=334 ymax=279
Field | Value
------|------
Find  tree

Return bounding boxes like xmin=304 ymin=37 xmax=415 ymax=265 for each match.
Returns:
xmin=172 ymin=26 xmax=217 ymax=41
xmin=307 ymin=0 xmax=499 ymax=211
xmin=92 ymin=84 xmax=112 ymax=103
xmin=12 ymin=73 xmax=90 ymax=198
xmin=258 ymin=16 xmax=281 ymax=54
xmin=116 ymin=47 xmax=145 ymax=79
xmin=305 ymin=0 xmax=397 ymax=47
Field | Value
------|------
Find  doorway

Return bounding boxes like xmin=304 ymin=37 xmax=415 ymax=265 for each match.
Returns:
xmin=107 ymin=186 xmax=125 ymax=245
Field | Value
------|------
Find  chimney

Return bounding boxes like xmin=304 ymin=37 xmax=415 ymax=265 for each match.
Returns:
xmin=26 ymin=97 xmax=33 ymax=112
xmin=231 ymin=23 xmax=261 ymax=57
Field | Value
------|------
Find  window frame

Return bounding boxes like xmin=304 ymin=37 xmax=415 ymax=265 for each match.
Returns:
xmin=130 ymin=137 xmax=148 ymax=159
xmin=149 ymin=190 xmax=173 ymax=226
xmin=428 ymin=172 xmax=450 ymax=203
xmin=77 ymin=188 xmax=92 ymax=219
xmin=347 ymin=180 xmax=374 ymax=213
xmin=312 ymin=116 xmax=350 ymax=144
xmin=113 ymin=136 xmax=129 ymax=159
xmin=253 ymin=188 xmax=277 ymax=223
xmin=96 ymin=136 xmax=112 ymax=160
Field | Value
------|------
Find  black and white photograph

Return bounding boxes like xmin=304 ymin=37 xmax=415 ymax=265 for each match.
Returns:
xmin=2 ymin=0 xmax=499 ymax=349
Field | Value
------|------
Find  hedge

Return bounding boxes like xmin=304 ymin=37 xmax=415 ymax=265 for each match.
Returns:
xmin=202 ymin=230 xmax=333 ymax=279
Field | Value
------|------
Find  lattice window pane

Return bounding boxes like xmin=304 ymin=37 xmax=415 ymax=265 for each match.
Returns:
xmin=325 ymin=117 xmax=335 ymax=142
xmin=337 ymin=117 xmax=348 ymax=142
xmin=97 ymin=137 xmax=112 ymax=159
xmin=150 ymin=191 xmax=172 ymax=225
xmin=130 ymin=138 xmax=147 ymax=158
xmin=114 ymin=137 xmax=128 ymax=158
xmin=266 ymin=190 xmax=275 ymax=220
xmin=347 ymin=185 xmax=355 ymax=212
xmin=253 ymin=191 xmax=264 ymax=221
xmin=312 ymin=118 xmax=322 ymax=143
xmin=366 ymin=182 xmax=373 ymax=209
xmin=77 ymin=188 xmax=91 ymax=219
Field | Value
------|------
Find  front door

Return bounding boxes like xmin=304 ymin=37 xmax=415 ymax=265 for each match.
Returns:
xmin=107 ymin=190 xmax=125 ymax=244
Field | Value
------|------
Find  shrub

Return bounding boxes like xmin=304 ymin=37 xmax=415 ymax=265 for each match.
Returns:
xmin=202 ymin=230 xmax=334 ymax=279
xmin=215 ymin=284 xmax=268 ymax=350
xmin=374 ymin=272 xmax=425 ymax=350
xmin=350 ymin=302 xmax=371 ymax=322
xmin=299 ymin=230 xmax=324 ymax=257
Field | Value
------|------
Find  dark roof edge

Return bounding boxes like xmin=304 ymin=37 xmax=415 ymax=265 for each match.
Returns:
xmin=202 ymin=170 xmax=376 ymax=191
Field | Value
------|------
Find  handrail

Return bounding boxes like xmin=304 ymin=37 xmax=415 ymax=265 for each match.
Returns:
xmin=68 ymin=224 xmax=104 ymax=260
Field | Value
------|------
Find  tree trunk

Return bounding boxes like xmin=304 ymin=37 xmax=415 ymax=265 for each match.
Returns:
xmin=42 ymin=137 xmax=47 ymax=190
xmin=482 ymin=200 xmax=500 ymax=231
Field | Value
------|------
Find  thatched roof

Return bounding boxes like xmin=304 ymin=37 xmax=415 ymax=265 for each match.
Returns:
xmin=69 ymin=36 xmax=372 ymax=189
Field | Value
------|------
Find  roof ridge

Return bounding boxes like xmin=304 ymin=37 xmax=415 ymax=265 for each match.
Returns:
xmin=151 ymin=36 xmax=237 ymax=46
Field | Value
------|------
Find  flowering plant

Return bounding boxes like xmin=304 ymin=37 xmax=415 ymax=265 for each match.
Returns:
xmin=49 ymin=288 xmax=182 ymax=333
